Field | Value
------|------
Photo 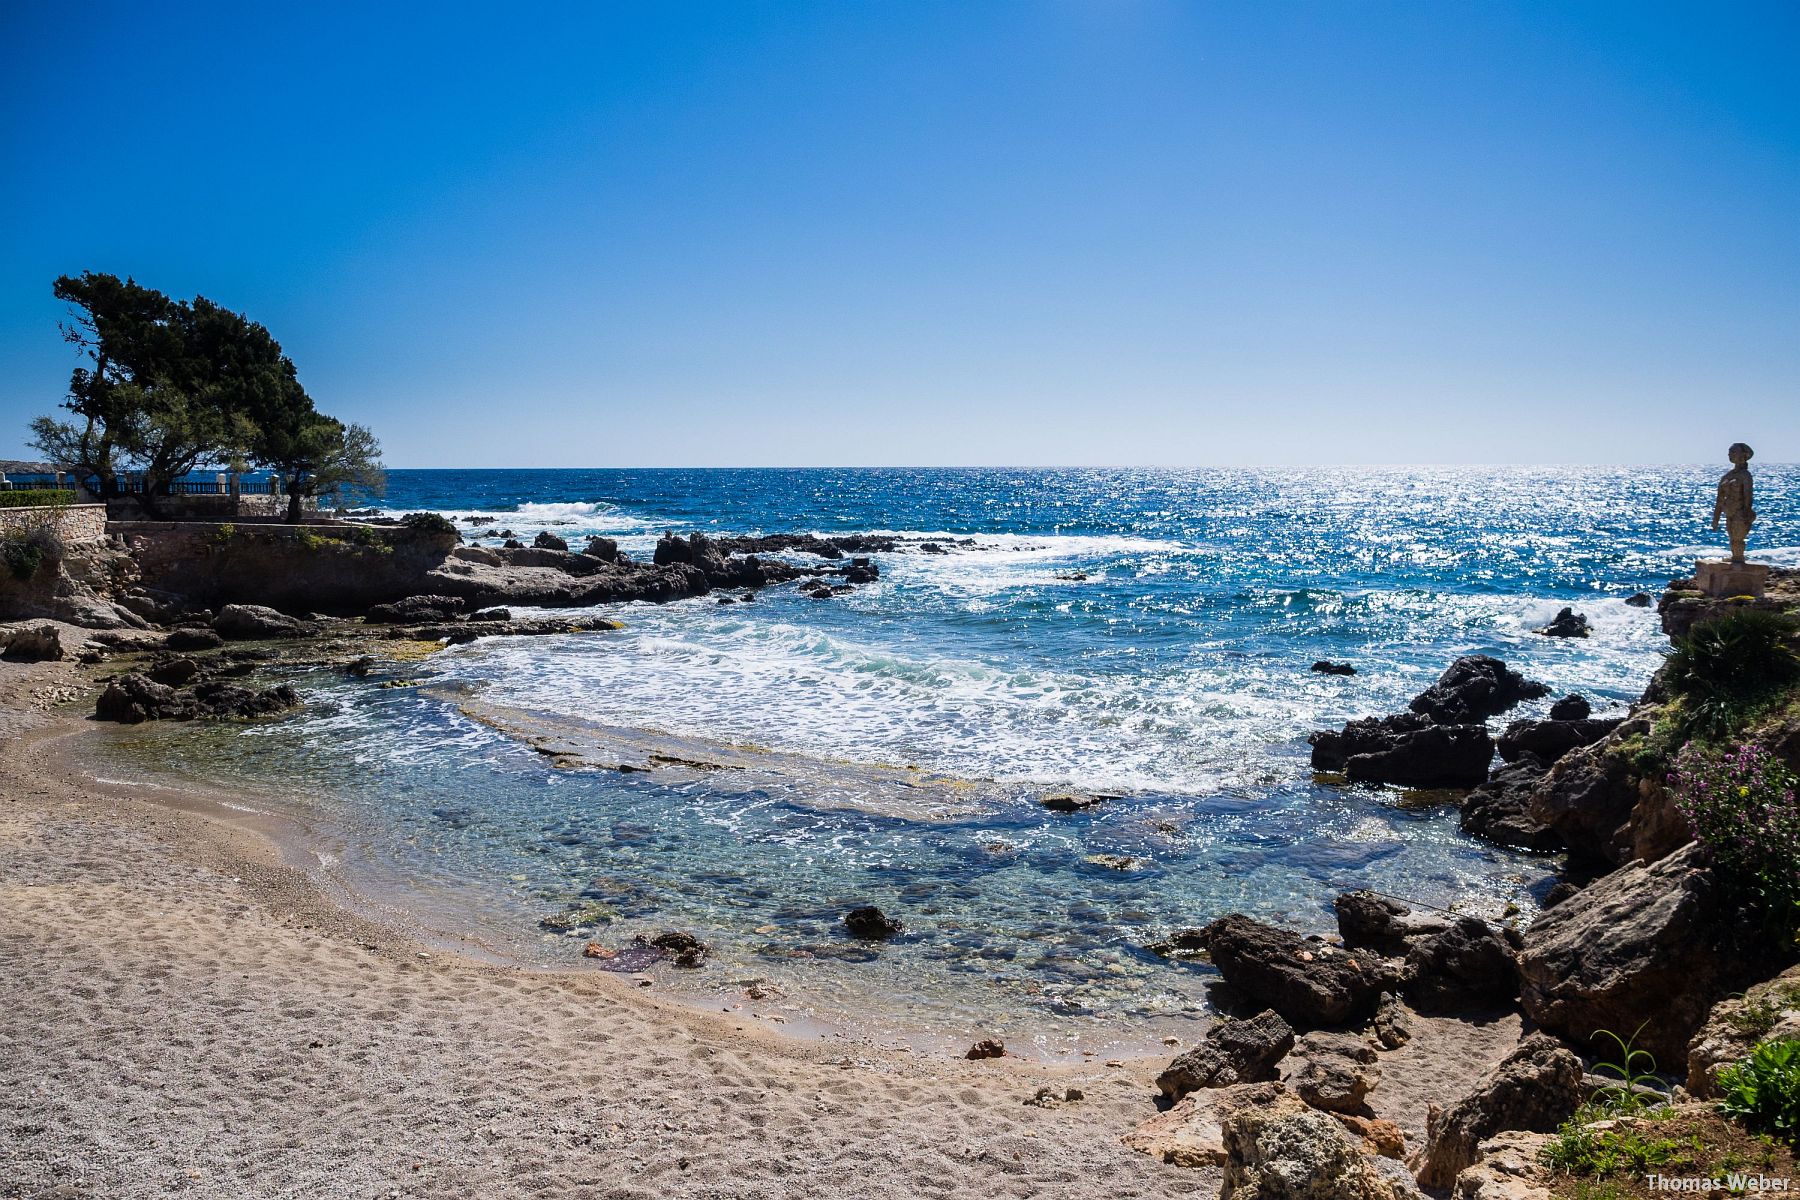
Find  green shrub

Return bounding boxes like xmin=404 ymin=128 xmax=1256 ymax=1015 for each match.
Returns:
xmin=398 ymin=511 xmax=457 ymax=539
xmin=1717 ymin=1038 xmax=1800 ymax=1145
xmin=1 ymin=526 xmax=65 ymax=581
xmin=1670 ymin=743 xmax=1800 ymax=918
xmin=0 ymin=488 xmax=78 ymax=509
xmin=1664 ymin=610 xmax=1800 ymax=740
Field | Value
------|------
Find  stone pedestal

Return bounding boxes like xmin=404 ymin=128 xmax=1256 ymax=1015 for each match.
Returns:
xmin=1695 ymin=559 xmax=1770 ymax=599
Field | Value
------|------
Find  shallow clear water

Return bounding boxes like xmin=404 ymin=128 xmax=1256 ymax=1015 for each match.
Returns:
xmin=91 ymin=465 xmax=1797 ymax=1054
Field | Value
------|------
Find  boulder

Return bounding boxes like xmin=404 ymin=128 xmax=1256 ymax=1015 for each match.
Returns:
xmin=1547 ymin=694 xmax=1591 ymax=721
xmin=1517 ymin=844 xmax=1738 ymax=1070
xmin=364 ymin=594 xmax=467 ymax=624
xmin=190 ymin=681 xmax=303 ymax=720
xmin=1156 ymin=1010 xmax=1296 ymax=1102
xmin=1524 ymin=735 xmax=1642 ymax=864
xmin=1336 ymin=891 xmax=1452 ymax=957
xmin=1 ymin=623 xmax=65 ymax=662
xmin=1623 ymin=592 xmax=1652 ymax=608
xmin=533 ymin=531 xmax=569 ymax=551
xmin=583 ymin=536 xmax=619 ymax=561
xmin=1414 ymin=1033 xmax=1583 ymax=1189
xmin=213 ymin=604 xmax=308 ymax=640
xmin=165 ymin=626 xmax=224 ymax=652
xmin=1287 ymin=1031 xmax=1379 ymax=1114
xmin=1221 ymin=1087 xmax=1421 ymax=1200
xmin=1344 ymin=724 xmax=1494 ymax=789
xmin=965 ymin=1038 xmax=1005 ymax=1060
xmin=1534 ymin=607 xmax=1590 ymax=638
xmin=1495 ymin=718 xmax=1621 ymax=766
xmin=1310 ymin=713 xmax=1431 ymax=771
xmin=1685 ymin=964 xmax=1800 ymax=1099
xmin=95 ymin=674 xmax=187 ymax=724
xmin=1311 ymin=661 xmax=1357 ymax=676
xmin=1408 ymin=656 xmax=1549 ymax=726
xmin=1372 ymin=992 xmax=1411 ymax=1049
xmin=468 ymin=607 xmax=512 ymax=622
xmin=450 ymin=544 xmax=503 ymax=566
xmin=1124 ymin=1083 xmax=1277 ymax=1168
xmin=1460 ymin=757 xmax=1562 ymax=851
xmin=1447 ymin=1131 xmax=1555 ymax=1200
xmin=1403 ymin=917 xmax=1520 ymax=1012
xmin=843 ymin=905 xmax=904 ymax=940
xmin=1197 ymin=914 xmax=1403 ymax=1027
xmin=147 ymin=657 xmax=201 ymax=687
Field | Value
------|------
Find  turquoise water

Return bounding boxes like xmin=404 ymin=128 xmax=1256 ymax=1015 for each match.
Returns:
xmin=95 ymin=466 xmax=1796 ymax=1054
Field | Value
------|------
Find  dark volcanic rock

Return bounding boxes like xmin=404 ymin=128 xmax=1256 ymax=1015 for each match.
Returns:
xmin=94 ymin=674 xmax=300 ymax=723
xmin=533 ymin=531 xmax=569 ymax=551
xmin=1335 ymin=891 xmax=1452 ymax=958
xmin=1408 ymin=655 xmax=1549 ymax=725
xmin=583 ymin=536 xmax=619 ymax=561
xmin=1403 ymin=917 xmax=1520 ymax=1012
xmin=1535 ymin=607 xmax=1591 ymax=638
xmin=96 ymin=674 xmax=187 ymax=724
xmin=165 ymin=626 xmax=224 ymax=652
xmin=1415 ymin=1033 xmax=1584 ymax=1188
xmin=1496 ymin=717 xmax=1622 ymax=765
xmin=843 ymin=905 xmax=904 ymax=940
xmin=365 ymin=594 xmax=467 ymax=624
xmin=1308 ymin=712 xmax=1431 ymax=771
xmin=1460 ymin=756 xmax=1561 ymax=851
xmin=1343 ymin=723 xmax=1494 ymax=789
xmin=1548 ymin=694 xmax=1591 ymax=721
xmin=1524 ymin=734 xmax=1642 ymax=863
xmin=1311 ymin=660 xmax=1356 ymax=676
xmin=1197 ymin=914 xmax=1402 ymax=1027
xmin=1517 ymin=843 xmax=1748 ymax=1068
xmin=1155 ymin=1010 xmax=1295 ymax=1102
xmin=1624 ymin=592 xmax=1652 ymax=608
xmin=213 ymin=604 xmax=310 ymax=640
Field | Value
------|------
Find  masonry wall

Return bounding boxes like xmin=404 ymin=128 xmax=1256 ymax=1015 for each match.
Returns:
xmin=0 ymin=503 xmax=109 ymax=545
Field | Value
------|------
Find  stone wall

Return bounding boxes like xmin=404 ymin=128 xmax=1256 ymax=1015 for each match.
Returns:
xmin=0 ymin=503 xmax=109 ymax=545
xmin=113 ymin=520 xmax=458 ymax=615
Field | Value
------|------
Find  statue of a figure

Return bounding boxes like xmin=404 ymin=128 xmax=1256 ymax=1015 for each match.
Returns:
xmin=1711 ymin=442 xmax=1756 ymax=564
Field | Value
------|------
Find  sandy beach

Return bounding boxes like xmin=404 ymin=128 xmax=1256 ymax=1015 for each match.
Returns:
xmin=0 ymin=651 xmax=1527 ymax=1200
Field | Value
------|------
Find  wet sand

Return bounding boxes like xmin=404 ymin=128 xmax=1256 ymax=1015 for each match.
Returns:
xmin=0 ymin=653 xmax=1519 ymax=1199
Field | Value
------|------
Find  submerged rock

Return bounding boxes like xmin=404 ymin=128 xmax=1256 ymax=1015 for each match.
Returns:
xmin=632 ymin=930 xmax=710 ymax=968
xmin=1311 ymin=660 xmax=1357 ymax=676
xmin=843 ymin=905 xmax=904 ymax=940
xmin=1155 ymin=1010 xmax=1295 ymax=1102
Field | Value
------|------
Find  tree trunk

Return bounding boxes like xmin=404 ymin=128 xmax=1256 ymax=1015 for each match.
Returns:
xmin=286 ymin=485 xmax=304 ymax=523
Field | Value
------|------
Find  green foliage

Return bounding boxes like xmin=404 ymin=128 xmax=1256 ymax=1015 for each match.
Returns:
xmin=1586 ymin=1026 xmax=1668 ymax=1118
xmin=32 ymin=271 xmax=383 ymax=517
xmin=1542 ymin=1116 xmax=1695 ymax=1176
xmin=1670 ymin=742 xmax=1800 ymax=918
xmin=0 ymin=489 xmax=77 ymax=509
xmin=1718 ymin=1038 xmax=1800 ymax=1145
xmin=1663 ymin=610 xmax=1800 ymax=741
xmin=1 ymin=527 xmax=64 ymax=581
xmin=1729 ymin=983 xmax=1800 ymax=1038
xmin=399 ymin=512 xmax=458 ymax=540
xmin=1544 ymin=1027 xmax=1674 ymax=1173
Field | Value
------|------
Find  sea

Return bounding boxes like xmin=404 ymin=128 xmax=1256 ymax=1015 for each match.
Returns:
xmin=89 ymin=465 xmax=1799 ymax=1057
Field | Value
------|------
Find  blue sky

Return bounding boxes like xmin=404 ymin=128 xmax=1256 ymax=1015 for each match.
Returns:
xmin=1 ymin=2 xmax=1795 ymax=467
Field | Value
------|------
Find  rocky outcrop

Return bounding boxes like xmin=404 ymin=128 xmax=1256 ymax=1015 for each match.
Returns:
xmin=213 ymin=604 xmax=312 ymax=640
xmin=364 ymin=595 xmax=467 ymax=624
xmin=1156 ymin=1010 xmax=1295 ymax=1102
xmin=95 ymin=673 xmax=302 ymax=724
xmin=1312 ymin=661 xmax=1356 ymax=676
xmin=1408 ymin=657 xmax=1549 ymax=726
xmin=1534 ymin=607 xmax=1590 ymax=638
xmin=1415 ymin=1033 xmax=1583 ymax=1189
xmin=1402 ymin=917 xmax=1519 ymax=1013
xmin=1548 ymin=694 xmax=1591 ymax=721
xmin=1685 ymin=963 xmax=1800 ymax=1098
xmin=1124 ymin=1083 xmax=1269 ymax=1169
xmin=1221 ymin=1087 xmax=1422 ymax=1199
xmin=1495 ymin=718 xmax=1621 ymax=766
xmin=1344 ymin=725 xmax=1495 ymax=789
xmin=165 ymin=626 xmax=224 ymax=651
xmin=1 ymin=623 xmax=65 ymax=662
xmin=1447 ymin=1131 xmax=1555 ymax=1200
xmin=532 ymin=531 xmax=568 ymax=552
xmin=1287 ymin=1031 xmax=1379 ymax=1113
xmin=1523 ymin=733 xmax=1643 ymax=863
xmin=1517 ymin=844 xmax=1748 ymax=1068
xmin=1335 ymin=891 xmax=1451 ymax=957
xmin=582 ymin=537 xmax=619 ymax=561
xmin=1198 ymin=914 xmax=1403 ymax=1027
xmin=1311 ymin=713 xmax=1431 ymax=771
xmin=1459 ymin=757 xmax=1561 ymax=851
